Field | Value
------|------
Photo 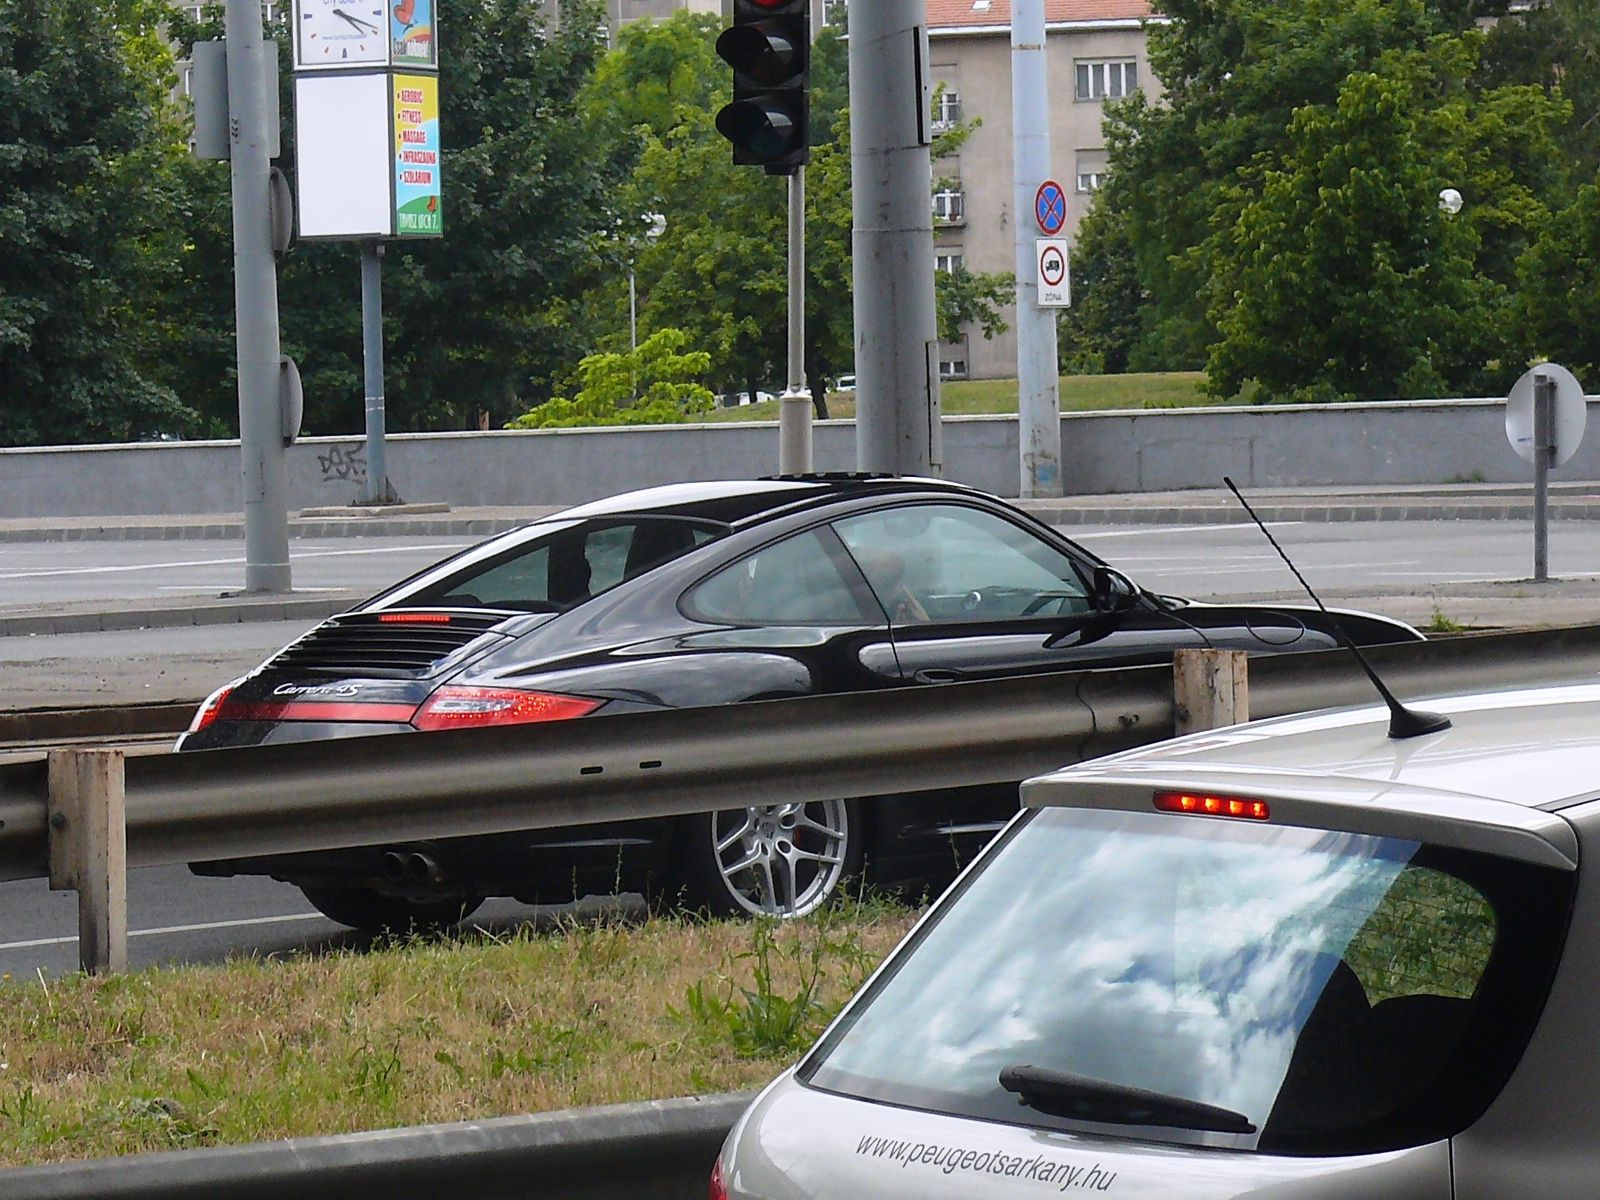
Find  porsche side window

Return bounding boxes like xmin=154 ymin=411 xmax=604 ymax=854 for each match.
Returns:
xmin=412 ymin=518 xmax=718 ymax=613
xmin=688 ymin=529 xmax=874 ymax=625
xmin=834 ymin=504 xmax=1092 ymax=623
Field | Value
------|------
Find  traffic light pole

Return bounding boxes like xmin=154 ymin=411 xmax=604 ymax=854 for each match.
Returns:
xmin=225 ymin=0 xmax=292 ymax=592
xmin=850 ymin=0 xmax=942 ymax=477
xmin=778 ymin=167 xmax=813 ymax=473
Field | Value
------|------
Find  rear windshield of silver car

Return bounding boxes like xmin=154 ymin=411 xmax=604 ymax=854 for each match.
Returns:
xmin=801 ymin=806 xmax=1573 ymax=1156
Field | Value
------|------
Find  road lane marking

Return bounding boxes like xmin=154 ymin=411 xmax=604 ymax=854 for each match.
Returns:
xmin=0 ymin=911 xmax=325 ymax=951
xmin=1068 ymin=523 xmax=1304 ymax=539
xmin=156 ymin=585 xmax=348 ymax=593
xmin=0 ymin=543 xmax=467 ymax=581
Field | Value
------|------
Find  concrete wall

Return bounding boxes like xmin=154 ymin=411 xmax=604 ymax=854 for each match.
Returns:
xmin=0 ymin=399 xmax=1590 ymax=518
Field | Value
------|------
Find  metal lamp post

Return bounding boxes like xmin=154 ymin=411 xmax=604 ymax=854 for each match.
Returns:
xmin=629 ymin=213 xmax=668 ymax=356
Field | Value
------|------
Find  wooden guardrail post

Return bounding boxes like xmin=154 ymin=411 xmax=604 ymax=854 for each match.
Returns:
xmin=46 ymin=749 xmax=128 ymax=975
xmin=1174 ymin=649 xmax=1249 ymax=735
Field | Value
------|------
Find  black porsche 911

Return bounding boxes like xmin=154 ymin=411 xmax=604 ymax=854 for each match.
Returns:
xmin=178 ymin=475 xmax=1422 ymax=930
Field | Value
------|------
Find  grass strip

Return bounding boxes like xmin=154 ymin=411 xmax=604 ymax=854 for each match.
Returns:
xmin=699 ymin=371 xmax=1212 ymax=423
xmin=0 ymin=901 xmax=916 ymax=1167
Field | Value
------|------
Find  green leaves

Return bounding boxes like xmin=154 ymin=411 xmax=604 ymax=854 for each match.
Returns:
xmin=0 ymin=0 xmax=193 ymax=445
xmin=1079 ymin=0 xmax=1569 ymax=401
xmin=507 ymin=327 xmax=714 ymax=429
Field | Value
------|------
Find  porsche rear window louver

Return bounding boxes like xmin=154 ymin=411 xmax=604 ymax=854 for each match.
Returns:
xmin=269 ymin=612 xmax=508 ymax=676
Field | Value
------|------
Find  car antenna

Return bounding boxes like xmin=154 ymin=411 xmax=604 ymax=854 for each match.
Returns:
xmin=1223 ymin=477 xmax=1450 ymax=740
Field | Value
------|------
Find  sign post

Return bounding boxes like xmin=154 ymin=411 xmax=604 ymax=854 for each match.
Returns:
xmin=1012 ymin=0 xmax=1063 ymax=498
xmin=1506 ymin=362 xmax=1587 ymax=582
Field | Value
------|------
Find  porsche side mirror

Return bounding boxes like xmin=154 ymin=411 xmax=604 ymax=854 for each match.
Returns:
xmin=1092 ymin=565 xmax=1141 ymax=613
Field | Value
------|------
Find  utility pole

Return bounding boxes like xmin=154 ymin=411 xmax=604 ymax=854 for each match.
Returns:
xmin=1012 ymin=0 xmax=1062 ymax=497
xmin=850 ymin=0 xmax=942 ymax=477
xmin=225 ymin=0 xmax=292 ymax=591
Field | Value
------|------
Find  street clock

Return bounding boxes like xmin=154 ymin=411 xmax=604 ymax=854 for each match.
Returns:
xmin=294 ymin=0 xmax=389 ymax=69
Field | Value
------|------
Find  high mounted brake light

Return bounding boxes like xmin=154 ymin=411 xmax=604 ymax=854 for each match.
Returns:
xmin=411 ymin=686 xmax=602 ymax=731
xmin=378 ymin=612 xmax=455 ymax=624
xmin=1154 ymin=790 xmax=1271 ymax=821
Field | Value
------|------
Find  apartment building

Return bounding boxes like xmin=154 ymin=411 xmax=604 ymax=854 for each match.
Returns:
xmin=927 ymin=0 xmax=1157 ymax=380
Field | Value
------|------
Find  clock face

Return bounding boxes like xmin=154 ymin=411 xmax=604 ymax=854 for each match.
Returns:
xmin=295 ymin=0 xmax=390 ymax=69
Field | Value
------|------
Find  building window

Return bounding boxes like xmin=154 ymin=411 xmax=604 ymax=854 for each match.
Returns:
xmin=1077 ymin=169 xmax=1107 ymax=192
xmin=1075 ymin=59 xmax=1138 ymax=102
xmin=932 ymin=89 xmax=962 ymax=130
xmin=939 ymin=358 xmax=969 ymax=380
xmin=182 ymin=64 xmax=195 ymax=95
xmin=933 ymin=188 xmax=965 ymax=225
xmin=935 ymin=251 xmax=965 ymax=274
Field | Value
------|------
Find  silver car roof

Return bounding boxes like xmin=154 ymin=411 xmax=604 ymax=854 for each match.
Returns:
xmin=1021 ymin=682 xmax=1600 ymax=870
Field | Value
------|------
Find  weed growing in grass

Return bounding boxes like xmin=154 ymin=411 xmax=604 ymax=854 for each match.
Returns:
xmin=0 ymin=1085 xmax=39 ymax=1137
xmin=673 ymin=897 xmax=900 ymax=1059
xmin=347 ymin=1034 xmax=405 ymax=1112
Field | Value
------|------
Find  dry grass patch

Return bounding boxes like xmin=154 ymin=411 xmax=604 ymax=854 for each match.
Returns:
xmin=0 ymin=903 xmax=917 ymax=1167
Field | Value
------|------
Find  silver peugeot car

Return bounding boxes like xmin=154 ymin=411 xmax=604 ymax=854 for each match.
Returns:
xmin=714 ymin=682 xmax=1597 ymax=1199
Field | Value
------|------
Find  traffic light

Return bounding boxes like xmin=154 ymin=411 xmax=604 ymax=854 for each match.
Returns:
xmin=715 ymin=0 xmax=810 ymax=174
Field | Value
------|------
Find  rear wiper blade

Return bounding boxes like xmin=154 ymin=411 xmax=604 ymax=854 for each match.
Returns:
xmin=999 ymin=1065 xmax=1255 ymax=1134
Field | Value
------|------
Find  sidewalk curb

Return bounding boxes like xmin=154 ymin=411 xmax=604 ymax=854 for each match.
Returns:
xmin=0 ymin=518 xmax=531 ymax=544
xmin=1 ymin=501 xmax=1595 ymax=544
xmin=0 ymin=596 xmax=358 ymax=638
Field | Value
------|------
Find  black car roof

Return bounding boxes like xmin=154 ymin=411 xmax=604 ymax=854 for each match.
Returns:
xmin=547 ymin=474 xmax=991 ymax=528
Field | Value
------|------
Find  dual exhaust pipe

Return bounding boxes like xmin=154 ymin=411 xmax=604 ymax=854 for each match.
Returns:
xmin=380 ymin=848 xmax=445 ymax=886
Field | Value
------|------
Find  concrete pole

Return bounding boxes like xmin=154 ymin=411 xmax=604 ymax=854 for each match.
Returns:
xmin=850 ymin=0 xmax=942 ymax=477
xmin=778 ymin=167 xmax=814 ymax=473
xmin=1012 ymin=0 xmax=1062 ymax=497
xmin=361 ymin=241 xmax=391 ymax=504
xmin=226 ymin=0 xmax=291 ymax=590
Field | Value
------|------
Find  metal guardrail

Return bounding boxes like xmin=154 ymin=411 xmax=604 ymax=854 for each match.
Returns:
xmin=0 ymin=1091 xmax=754 ymax=1200
xmin=5 ymin=624 xmax=1600 ymax=886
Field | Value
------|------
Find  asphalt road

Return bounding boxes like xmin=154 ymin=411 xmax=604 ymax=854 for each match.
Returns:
xmin=3 ymin=516 xmax=1593 ymax=612
xmin=0 ymin=535 xmax=474 ymax=610
xmin=0 ymin=516 xmax=1595 ymax=978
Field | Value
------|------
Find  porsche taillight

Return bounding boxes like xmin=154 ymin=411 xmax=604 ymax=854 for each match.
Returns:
xmin=411 ymin=686 xmax=602 ymax=731
xmin=186 ymin=680 xmax=240 ymax=733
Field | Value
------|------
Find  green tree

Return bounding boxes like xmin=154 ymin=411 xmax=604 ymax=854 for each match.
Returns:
xmin=589 ymin=17 xmax=856 ymax=419
xmin=1481 ymin=0 xmax=1600 ymax=183
xmin=1517 ymin=182 xmax=1600 ymax=383
xmin=0 ymin=0 xmax=196 ymax=445
xmin=505 ymin=327 xmax=714 ymax=428
xmin=1207 ymin=43 xmax=1563 ymax=403
xmin=1055 ymin=178 xmax=1142 ymax=374
xmin=583 ymin=10 xmax=724 ymax=141
xmin=1085 ymin=0 xmax=1499 ymax=377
